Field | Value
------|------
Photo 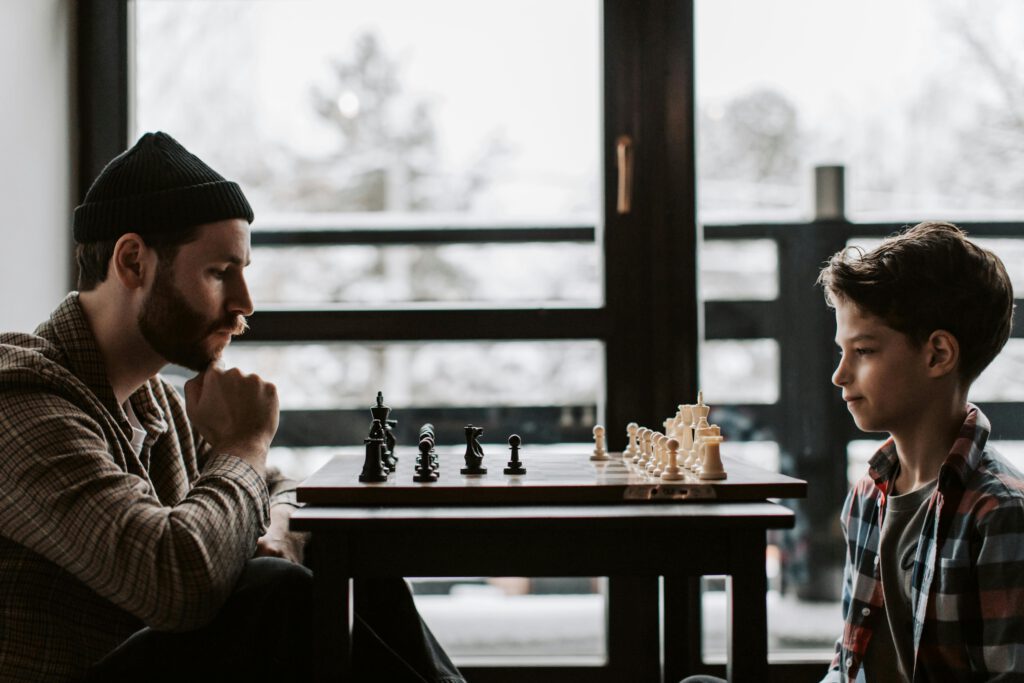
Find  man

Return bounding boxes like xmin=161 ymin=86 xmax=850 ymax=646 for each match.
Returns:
xmin=0 ymin=132 xmax=463 ymax=683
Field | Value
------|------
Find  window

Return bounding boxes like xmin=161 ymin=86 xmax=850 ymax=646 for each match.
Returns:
xmin=695 ymin=0 xmax=1024 ymax=664
xmin=80 ymin=0 xmax=699 ymax=675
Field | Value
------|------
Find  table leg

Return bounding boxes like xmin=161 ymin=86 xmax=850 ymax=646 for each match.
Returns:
xmin=726 ymin=530 xmax=768 ymax=682
xmin=311 ymin=535 xmax=352 ymax=683
xmin=663 ymin=576 xmax=702 ymax=683
xmin=607 ymin=576 xmax=661 ymax=683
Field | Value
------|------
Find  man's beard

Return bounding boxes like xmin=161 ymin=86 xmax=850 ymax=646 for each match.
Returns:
xmin=138 ymin=263 xmax=248 ymax=371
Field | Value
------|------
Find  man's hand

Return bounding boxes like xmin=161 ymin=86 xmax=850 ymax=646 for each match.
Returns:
xmin=256 ymin=504 xmax=309 ymax=564
xmin=184 ymin=366 xmax=279 ymax=477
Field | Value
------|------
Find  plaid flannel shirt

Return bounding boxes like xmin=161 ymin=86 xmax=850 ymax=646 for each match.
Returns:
xmin=0 ymin=294 xmax=273 ymax=682
xmin=822 ymin=405 xmax=1024 ymax=682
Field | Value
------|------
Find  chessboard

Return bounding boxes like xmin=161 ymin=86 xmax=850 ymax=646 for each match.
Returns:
xmin=296 ymin=450 xmax=807 ymax=506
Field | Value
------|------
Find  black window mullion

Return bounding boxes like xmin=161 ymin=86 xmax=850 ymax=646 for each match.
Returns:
xmin=245 ymin=307 xmax=606 ymax=343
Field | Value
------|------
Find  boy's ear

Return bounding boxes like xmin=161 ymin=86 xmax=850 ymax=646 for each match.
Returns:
xmin=924 ymin=329 xmax=959 ymax=378
xmin=110 ymin=233 xmax=153 ymax=290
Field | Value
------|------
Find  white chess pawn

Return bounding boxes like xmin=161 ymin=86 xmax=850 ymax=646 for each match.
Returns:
xmin=661 ymin=437 xmax=684 ymax=481
xmin=590 ymin=424 xmax=609 ymax=461
xmin=649 ymin=433 xmax=665 ymax=475
xmin=645 ymin=432 xmax=661 ymax=474
xmin=633 ymin=427 xmax=648 ymax=466
xmin=624 ymin=422 xmax=639 ymax=461
xmin=637 ymin=429 xmax=650 ymax=469
xmin=699 ymin=435 xmax=727 ymax=480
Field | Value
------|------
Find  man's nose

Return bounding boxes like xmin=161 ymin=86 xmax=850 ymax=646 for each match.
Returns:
xmin=230 ymin=274 xmax=254 ymax=317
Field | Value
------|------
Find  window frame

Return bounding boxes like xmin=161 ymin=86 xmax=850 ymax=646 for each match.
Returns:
xmin=77 ymin=1 xmax=703 ymax=680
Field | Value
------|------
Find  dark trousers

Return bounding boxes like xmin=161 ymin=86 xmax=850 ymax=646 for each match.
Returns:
xmin=86 ymin=557 xmax=464 ymax=683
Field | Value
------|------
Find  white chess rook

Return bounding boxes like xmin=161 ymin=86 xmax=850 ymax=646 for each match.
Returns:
xmin=699 ymin=435 xmax=727 ymax=480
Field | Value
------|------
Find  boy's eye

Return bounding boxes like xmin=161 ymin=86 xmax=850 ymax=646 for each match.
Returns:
xmin=855 ymin=348 xmax=874 ymax=356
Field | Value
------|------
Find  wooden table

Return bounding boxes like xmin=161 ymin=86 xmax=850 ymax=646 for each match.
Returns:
xmin=291 ymin=452 xmax=804 ymax=683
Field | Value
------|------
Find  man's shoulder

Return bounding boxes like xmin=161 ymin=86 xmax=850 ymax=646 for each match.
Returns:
xmin=0 ymin=332 xmax=72 ymax=390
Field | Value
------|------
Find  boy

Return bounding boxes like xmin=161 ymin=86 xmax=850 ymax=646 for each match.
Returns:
xmin=818 ymin=221 xmax=1023 ymax=681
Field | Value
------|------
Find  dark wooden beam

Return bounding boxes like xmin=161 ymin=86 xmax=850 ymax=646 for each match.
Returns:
xmin=244 ymin=307 xmax=607 ymax=342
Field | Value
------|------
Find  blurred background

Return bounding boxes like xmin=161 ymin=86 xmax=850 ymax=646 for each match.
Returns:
xmin=4 ymin=0 xmax=1023 ymax=675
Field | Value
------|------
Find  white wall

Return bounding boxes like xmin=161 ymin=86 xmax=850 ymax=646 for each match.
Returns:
xmin=0 ymin=0 xmax=73 ymax=332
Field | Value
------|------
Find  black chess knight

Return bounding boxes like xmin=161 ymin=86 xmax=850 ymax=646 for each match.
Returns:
xmin=461 ymin=424 xmax=486 ymax=475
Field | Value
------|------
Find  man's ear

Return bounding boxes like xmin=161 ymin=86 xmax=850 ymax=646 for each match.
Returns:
xmin=925 ymin=329 xmax=959 ymax=378
xmin=110 ymin=233 xmax=153 ymax=290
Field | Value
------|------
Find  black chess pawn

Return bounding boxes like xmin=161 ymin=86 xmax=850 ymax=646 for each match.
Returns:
xmin=419 ymin=423 xmax=439 ymax=471
xmin=414 ymin=437 xmax=439 ymax=483
xmin=504 ymin=434 xmax=526 ymax=475
xmin=461 ymin=424 xmax=487 ymax=475
xmin=359 ymin=420 xmax=389 ymax=483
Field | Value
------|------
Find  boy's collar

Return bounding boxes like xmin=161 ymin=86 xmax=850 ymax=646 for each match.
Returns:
xmin=867 ymin=404 xmax=988 ymax=491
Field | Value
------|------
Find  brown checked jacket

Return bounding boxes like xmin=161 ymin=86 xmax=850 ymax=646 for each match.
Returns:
xmin=0 ymin=294 xmax=273 ymax=682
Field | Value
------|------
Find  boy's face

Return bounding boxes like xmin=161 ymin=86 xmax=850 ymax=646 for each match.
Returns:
xmin=831 ymin=298 xmax=933 ymax=434
xmin=137 ymin=219 xmax=253 ymax=370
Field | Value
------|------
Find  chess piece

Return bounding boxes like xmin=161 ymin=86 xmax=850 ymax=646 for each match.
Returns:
xmin=679 ymin=405 xmax=694 ymax=468
xmin=590 ymin=425 xmax=609 ymax=461
xmin=359 ymin=419 xmax=389 ymax=483
xmin=641 ymin=429 xmax=655 ymax=471
xmin=624 ymin=422 xmax=639 ymax=460
xmin=370 ymin=391 xmax=398 ymax=472
xmin=461 ymin=424 xmax=487 ymax=474
xmin=414 ymin=437 xmax=438 ymax=482
xmin=687 ymin=395 xmax=711 ymax=470
xmin=661 ymin=437 xmax=684 ymax=481
xmin=647 ymin=432 xmax=663 ymax=475
xmin=504 ymin=434 xmax=527 ymax=475
xmin=419 ymin=423 xmax=438 ymax=471
xmin=699 ymin=435 xmax=727 ymax=480
xmin=633 ymin=427 xmax=648 ymax=465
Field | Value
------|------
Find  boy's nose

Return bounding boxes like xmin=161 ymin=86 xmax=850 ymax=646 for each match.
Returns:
xmin=831 ymin=358 xmax=849 ymax=387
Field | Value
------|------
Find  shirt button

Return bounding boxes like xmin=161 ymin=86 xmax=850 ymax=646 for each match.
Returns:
xmin=845 ymin=657 xmax=854 ymax=668
xmin=861 ymin=607 xmax=871 ymax=616
xmin=874 ymin=556 xmax=879 ymax=565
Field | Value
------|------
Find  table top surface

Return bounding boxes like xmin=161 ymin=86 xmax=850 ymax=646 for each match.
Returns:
xmin=297 ymin=450 xmax=806 ymax=506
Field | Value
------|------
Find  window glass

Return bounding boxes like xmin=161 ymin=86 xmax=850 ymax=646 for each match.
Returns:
xmin=132 ymin=0 xmax=603 ymax=305
xmin=697 ymin=0 xmax=1024 ymax=223
xmin=248 ymin=242 xmax=600 ymax=305
xmin=699 ymin=339 xmax=779 ymax=404
xmin=700 ymin=239 xmax=778 ymax=301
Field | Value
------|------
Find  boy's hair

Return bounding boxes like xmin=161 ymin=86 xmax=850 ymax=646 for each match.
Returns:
xmin=75 ymin=226 xmax=202 ymax=291
xmin=817 ymin=221 xmax=1014 ymax=384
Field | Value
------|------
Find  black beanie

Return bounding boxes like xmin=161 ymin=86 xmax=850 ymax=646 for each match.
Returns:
xmin=72 ymin=132 xmax=254 ymax=243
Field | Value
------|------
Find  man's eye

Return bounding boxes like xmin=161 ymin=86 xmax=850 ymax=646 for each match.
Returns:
xmin=855 ymin=348 xmax=873 ymax=356
xmin=210 ymin=269 xmax=228 ymax=280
